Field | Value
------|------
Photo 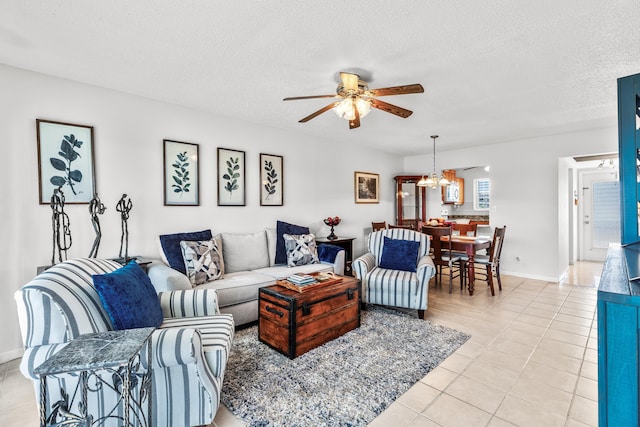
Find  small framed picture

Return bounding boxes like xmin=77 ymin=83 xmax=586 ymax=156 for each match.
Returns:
xmin=217 ymin=148 xmax=246 ymax=206
xmin=260 ymin=153 xmax=283 ymax=206
xmin=37 ymin=119 xmax=96 ymax=204
xmin=354 ymin=171 xmax=380 ymax=204
xmin=163 ymin=139 xmax=199 ymax=206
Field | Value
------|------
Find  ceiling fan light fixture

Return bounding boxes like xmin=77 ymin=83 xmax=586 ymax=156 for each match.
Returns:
xmin=333 ymin=97 xmax=371 ymax=121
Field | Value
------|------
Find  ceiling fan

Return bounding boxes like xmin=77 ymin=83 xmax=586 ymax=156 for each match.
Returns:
xmin=283 ymin=72 xmax=424 ymax=129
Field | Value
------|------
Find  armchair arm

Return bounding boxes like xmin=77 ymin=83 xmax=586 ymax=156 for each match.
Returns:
xmin=159 ymin=289 xmax=221 ymax=318
xmin=147 ymin=261 xmax=191 ymax=292
xmin=353 ymin=252 xmax=376 ymax=279
xmin=150 ymin=327 xmax=204 ymax=369
xmin=20 ymin=343 xmax=70 ymax=380
xmin=417 ymin=255 xmax=436 ymax=282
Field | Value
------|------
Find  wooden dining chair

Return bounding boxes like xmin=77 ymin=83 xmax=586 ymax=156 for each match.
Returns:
xmin=371 ymin=221 xmax=387 ymax=231
xmin=474 ymin=226 xmax=507 ymax=296
xmin=389 ymin=224 xmax=413 ymax=230
xmin=422 ymin=225 xmax=465 ymax=293
xmin=452 ymin=223 xmax=477 ymax=237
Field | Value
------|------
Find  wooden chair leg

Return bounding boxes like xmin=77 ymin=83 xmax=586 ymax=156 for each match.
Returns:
xmin=496 ymin=265 xmax=502 ymax=291
xmin=486 ymin=264 xmax=495 ymax=296
xmin=418 ymin=309 xmax=425 ymax=319
xmin=448 ymin=264 xmax=453 ymax=293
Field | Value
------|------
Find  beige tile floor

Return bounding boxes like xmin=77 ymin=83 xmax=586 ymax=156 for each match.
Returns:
xmin=1 ymin=262 xmax=602 ymax=427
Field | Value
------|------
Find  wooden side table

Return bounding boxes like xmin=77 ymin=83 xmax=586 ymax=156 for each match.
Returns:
xmin=316 ymin=237 xmax=356 ymax=275
xmin=34 ymin=327 xmax=154 ymax=427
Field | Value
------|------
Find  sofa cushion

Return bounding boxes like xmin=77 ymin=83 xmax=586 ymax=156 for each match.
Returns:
xmin=194 ymin=271 xmax=275 ymax=307
xmin=93 ymin=261 xmax=164 ymax=330
xmin=283 ymin=233 xmax=319 ymax=267
xmin=180 ymin=239 xmax=223 ymax=286
xmin=159 ymin=229 xmax=213 ymax=274
xmin=275 ymin=221 xmax=309 ymax=265
xmin=379 ymin=237 xmax=420 ymax=272
xmin=221 ymin=231 xmax=270 ymax=273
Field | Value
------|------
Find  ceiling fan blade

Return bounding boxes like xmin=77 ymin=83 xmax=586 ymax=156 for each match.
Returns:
xmin=283 ymin=94 xmax=338 ymax=101
xmin=349 ymin=98 xmax=360 ymax=129
xmin=340 ymin=72 xmax=359 ymax=92
xmin=368 ymin=84 xmax=424 ymax=97
xmin=369 ymin=99 xmax=413 ymax=118
xmin=298 ymin=101 xmax=341 ymax=123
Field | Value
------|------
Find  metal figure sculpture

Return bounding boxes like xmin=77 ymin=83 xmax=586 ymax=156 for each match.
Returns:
xmin=50 ymin=186 xmax=72 ymax=265
xmin=88 ymin=194 xmax=107 ymax=257
xmin=116 ymin=194 xmax=133 ymax=260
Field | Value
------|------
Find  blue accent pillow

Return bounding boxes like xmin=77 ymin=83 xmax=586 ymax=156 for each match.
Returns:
xmin=275 ymin=221 xmax=309 ymax=265
xmin=379 ymin=237 xmax=420 ymax=272
xmin=318 ymin=243 xmax=342 ymax=263
xmin=159 ymin=229 xmax=212 ymax=274
xmin=93 ymin=261 xmax=163 ymax=330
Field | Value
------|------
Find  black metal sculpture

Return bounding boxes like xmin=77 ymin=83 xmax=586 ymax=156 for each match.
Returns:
xmin=88 ymin=194 xmax=107 ymax=258
xmin=50 ymin=186 xmax=72 ymax=265
xmin=116 ymin=194 xmax=133 ymax=261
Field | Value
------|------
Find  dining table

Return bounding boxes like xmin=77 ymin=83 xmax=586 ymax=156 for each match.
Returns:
xmin=442 ymin=235 xmax=492 ymax=295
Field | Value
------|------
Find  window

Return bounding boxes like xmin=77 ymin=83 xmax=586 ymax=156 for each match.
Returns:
xmin=474 ymin=178 xmax=490 ymax=211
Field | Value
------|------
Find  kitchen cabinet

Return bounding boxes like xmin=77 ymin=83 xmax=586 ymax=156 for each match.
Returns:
xmin=441 ymin=170 xmax=464 ymax=205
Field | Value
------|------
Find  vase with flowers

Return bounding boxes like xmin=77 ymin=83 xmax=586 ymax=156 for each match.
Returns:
xmin=323 ymin=216 xmax=341 ymax=240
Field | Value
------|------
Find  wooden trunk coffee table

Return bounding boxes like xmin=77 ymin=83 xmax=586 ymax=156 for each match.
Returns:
xmin=258 ymin=276 xmax=360 ymax=359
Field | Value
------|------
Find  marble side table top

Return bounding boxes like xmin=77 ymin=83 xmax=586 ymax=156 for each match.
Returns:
xmin=34 ymin=327 xmax=154 ymax=377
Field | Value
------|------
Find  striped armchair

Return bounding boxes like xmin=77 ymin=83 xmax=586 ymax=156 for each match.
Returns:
xmin=353 ymin=229 xmax=436 ymax=318
xmin=14 ymin=258 xmax=234 ymax=427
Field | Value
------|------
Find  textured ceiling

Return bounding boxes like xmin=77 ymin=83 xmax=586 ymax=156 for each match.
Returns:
xmin=2 ymin=1 xmax=640 ymax=155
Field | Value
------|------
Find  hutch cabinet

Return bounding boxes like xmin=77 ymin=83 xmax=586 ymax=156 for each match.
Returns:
xmin=598 ymin=72 xmax=640 ymax=426
xmin=394 ymin=175 xmax=427 ymax=229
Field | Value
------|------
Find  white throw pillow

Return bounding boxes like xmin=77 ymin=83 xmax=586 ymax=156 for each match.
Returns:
xmin=221 ymin=231 xmax=270 ymax=273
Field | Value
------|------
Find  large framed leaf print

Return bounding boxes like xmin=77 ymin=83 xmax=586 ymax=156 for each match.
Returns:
xmin=164 ymin=139 xmax=199 ymax=206
xmin=37 ymin=119 xmax=96 ymax=204
xmin=217 ymin=148 xmax=246 ymax=206
xmin=260 ymin=153 xmax=283 ymax=206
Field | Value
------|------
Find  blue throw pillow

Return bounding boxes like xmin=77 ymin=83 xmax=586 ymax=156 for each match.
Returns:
xmin=379 ymin=237 xmax=420 ymax=272
xmin=275 ymin=221 xmax=309 ymax=265
xmin=318 ymin=243 xmax=342 ymax=263
xmin=159 ymin=229 xmax=212 ymax=274
xmin=93 ymin=261 xmax=163 ymax=330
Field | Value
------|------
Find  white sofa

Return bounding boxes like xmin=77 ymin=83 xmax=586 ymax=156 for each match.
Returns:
xmin=148 ymin=228 xmax=345 ymax=326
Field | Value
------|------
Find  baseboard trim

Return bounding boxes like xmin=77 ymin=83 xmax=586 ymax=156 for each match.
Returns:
xmin=501 ymin=270 xmax=559 ymax=283
xmin=0 ymin=348 xmax=23 ymax=365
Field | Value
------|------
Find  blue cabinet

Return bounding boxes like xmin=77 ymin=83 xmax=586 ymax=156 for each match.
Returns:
xmin=598 ymin=245 xmax=640 ymax=426
xmin=598 ymin=72 xmax=640 ymax=426
xmin=618 ymin=72 xmax=640 ymax=244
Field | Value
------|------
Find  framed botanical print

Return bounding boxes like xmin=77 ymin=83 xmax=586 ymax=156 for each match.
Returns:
xmin=217 ymin=148 xmax=246 ymax=206
xmin=163 ymin=139 xmax=199 ymax=206
xmin=260 ymin=153 xmax=283 ymax=206
xmin=37 ymin=119 xmax=96 ymax=204
xmin=354 ymin=171 xmax=379 ymax=203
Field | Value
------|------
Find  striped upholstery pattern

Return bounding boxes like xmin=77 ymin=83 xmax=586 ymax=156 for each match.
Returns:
xmin=354 ymin=230 xmax=436 ymax=312
xmin=14 ymin=258 xmax=234 ymax=427
xmin=159 ymin=288 xmax=221 ymax=317
xmin=159 ymin=314 xmax=234 ymax=377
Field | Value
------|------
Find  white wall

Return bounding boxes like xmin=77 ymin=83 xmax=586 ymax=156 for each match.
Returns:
xmin=0 ymin=65 xmax=402 ymax=362
xmin=405 ymin=128 xmax=617 ymax=282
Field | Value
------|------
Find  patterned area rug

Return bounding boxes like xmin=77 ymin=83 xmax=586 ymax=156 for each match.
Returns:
xmin=221 ymin=306 xmax=470 ymax=427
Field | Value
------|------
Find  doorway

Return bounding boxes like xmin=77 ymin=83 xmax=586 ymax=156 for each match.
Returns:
xmin=579 ymin=168 xmax=620 ymax=261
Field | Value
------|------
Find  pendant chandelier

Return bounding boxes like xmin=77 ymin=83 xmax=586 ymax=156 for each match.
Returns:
xmin=417 ymin=135 xmax=450 ymax=189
